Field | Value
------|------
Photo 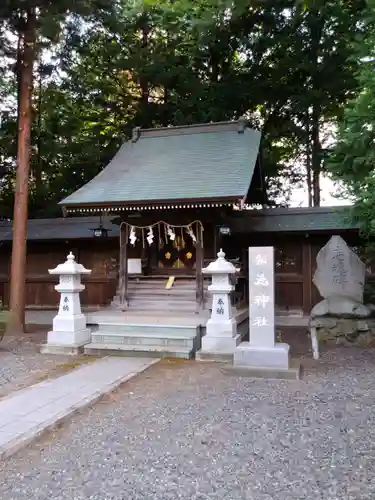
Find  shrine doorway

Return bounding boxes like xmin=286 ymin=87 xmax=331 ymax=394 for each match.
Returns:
xmin=158 ymin=234 xmax=196 ymax=271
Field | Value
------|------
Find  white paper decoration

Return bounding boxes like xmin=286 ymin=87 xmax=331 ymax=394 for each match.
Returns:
xmin=167 ymin=226 xmax=176 ymax=241
xmin=129 ymin=226 xmax=137 ymax=246
xmin=147 ymin=227 xmax=154 ymax=245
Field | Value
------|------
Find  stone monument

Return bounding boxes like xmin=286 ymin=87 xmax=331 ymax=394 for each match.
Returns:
xmin=310 ymin=236 xmax=375 ymax=347
xmin=225 ymin=246 xmax=300 ymax=379
xmin=196 ymin=249 xmax=240 ymax=360
xmin=40 ymin=252 xmax=92 ymax=355
xmin=313 ymin=235 xmax=366 ymax=307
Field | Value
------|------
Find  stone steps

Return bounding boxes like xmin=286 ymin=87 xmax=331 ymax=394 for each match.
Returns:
xmin=127 ymin=279 xmax=209 ymax=289
xmin=110 ymin=296 xmax=196 ymax=306
xmin=129 ymin=301 xmax=198 ymax=311
xmin=127 ymin=286 xmax=198 ymax=293
xmin=89 ymin=322 xmax=200 ymax=337
xmin=127 ymin=280 xmax=199 ymax=286
xmin=128 ymin=278 xmax=200 ymax=288
xmin=126 ymin=287 xmax=209 ymax=296
xmin=95 ymin=276 xmax=208 ymax=358
xmin=86 ymin=321 xmax=202 ymax=359
xmin=111 ymin=297 xmax=211 ymax=312
xmin=90 ymin=331 xmax=197 ymax=349
xmin=84 ymin=343 xmax=194 ymax=359
xmin=111 ymin=277 xmax=210 ymax=313
xmin=127 ymin=292 xmax=197 ymax=300
xmin=128 ymin=303 xmax=210 ymax=313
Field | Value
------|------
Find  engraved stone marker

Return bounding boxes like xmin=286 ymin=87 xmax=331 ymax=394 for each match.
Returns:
xmin=233 ymin=247 xmax=291 ymax=371
xmin=249 ymin=248 xmax=275 ymax=349
xmin=313 ymin=235 xmax=366 ymax=303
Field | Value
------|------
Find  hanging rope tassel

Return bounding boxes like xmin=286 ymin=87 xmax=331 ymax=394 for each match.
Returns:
xmin=181 ymin=226 xmax=185 ymax=249
xmin=158 ymin=222 xmax=163 ymax=248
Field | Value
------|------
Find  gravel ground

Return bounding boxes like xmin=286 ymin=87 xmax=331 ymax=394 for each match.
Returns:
xmin=0 ymin=333 xmax=91 ymax=398
xmin=0 ymin=348 xmax=374 ymax=500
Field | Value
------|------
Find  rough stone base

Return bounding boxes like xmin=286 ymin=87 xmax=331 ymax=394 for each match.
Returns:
xmin=47 ymin=328 xmax=91 ymax=346
xmin=195 ymin=351 xmax=233 ymax=363
xmin=40 ymin=343 xmax=87 ymax=356
xmin=222 ymin=359 xmax=302 ymax=380
xmin=234 ymin=342 xmax=290 ymax=369
xmin=310 ymin=317 xmax=375 ymax=346
xmin=200 ymin=333 xmax=241 ymax=354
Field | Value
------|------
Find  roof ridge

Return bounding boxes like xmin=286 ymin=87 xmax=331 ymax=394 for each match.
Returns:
xmin=140 ymin=120 xmax=236 ymax=133
xmin=136 ymin=119 xmax=256 ymax=139
xmin=251 ymin=206 xmax=351 ymax=216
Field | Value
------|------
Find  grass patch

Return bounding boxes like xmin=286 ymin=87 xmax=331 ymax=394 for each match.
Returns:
xmin=160 ymin=357 xmax=190 ymax=365
xmin=36 ymin=356 xmax=97 ymax=383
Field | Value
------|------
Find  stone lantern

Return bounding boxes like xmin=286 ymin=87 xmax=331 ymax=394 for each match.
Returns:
xmin=199 ymin=249 xmax=240 ymax=355
xmin=41 ymin=252 xmax=92 ymax=354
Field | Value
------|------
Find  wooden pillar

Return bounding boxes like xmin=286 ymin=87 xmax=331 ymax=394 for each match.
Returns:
xmin=195 ymin=227 xmax=204 ymax=312
xmin=119 ymin=224 xmax=129 ymax=309
xmin=302 ymin=238 xmax=312 ymax=315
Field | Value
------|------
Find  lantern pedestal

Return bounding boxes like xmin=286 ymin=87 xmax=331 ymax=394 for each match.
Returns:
xmin=40 ymin=252 xmax=92 ymax=355
xmin=197 ymin=250 xmax=240 ymax=361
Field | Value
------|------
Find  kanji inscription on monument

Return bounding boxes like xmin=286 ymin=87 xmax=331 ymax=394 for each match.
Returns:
xmin=216 ymin=298 xmax=225 ymax=315
xmin=313 ymin=235 xmax=366 ymax=303
xmin=249 ymin=246 xmax=275 ymax=348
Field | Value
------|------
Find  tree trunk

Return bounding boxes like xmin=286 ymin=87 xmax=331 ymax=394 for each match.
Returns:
xmin=15 ymin=29 xmax=23 ymax=151
xmin=162 ymin=86 xmax=169 ymax=126
xmin=305 ymin=109 xmax=313 ymax=207
xmin=7 ymin=8 xmax=37 ymax=333
xmin=139 ymin=15 xmax=150 ymax=126
xmin=306 ymin=156 xmax=313 ymax=207
xmin=311 ymin=106 xmax=321 ymax=206
xmin=33 ymin=71 xmax=42 ymax=199
xmin=308 ymin=8 xmax=323 ymax=207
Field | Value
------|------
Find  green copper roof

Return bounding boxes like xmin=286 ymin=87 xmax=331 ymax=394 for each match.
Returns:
xmin=230 ymin=206 xmax=357 ymax=233
xmin=60 ymin=120 xmax=262 ymax=210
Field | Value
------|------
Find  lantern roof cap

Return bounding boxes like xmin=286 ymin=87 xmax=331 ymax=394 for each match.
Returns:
xmin=203 ymin=249 xmax=236 ymax=274
xmin=48 ymin=252 xmax=91 ymax=276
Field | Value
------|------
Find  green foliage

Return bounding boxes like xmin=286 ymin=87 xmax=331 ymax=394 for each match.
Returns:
xmin=0 ymin=0 xmax=368 ymax=216
xmin=328 ymin=0 xmax=375 ymax=251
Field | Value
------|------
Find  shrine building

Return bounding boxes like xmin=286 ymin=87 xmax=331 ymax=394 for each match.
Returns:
xmin=60 ymin=118 xmax=265 ymax=316
xmin=0 ymin=118 xmax=360 ymax=357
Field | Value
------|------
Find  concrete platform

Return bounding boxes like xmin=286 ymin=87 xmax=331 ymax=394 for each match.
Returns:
xmin=24 ymin=308 xmax=302 ymax=328
xmin=222 ymin=359 xmax=302 ymax=380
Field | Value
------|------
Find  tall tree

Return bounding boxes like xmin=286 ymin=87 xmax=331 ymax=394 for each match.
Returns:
xmin=328 ymin=0 xmax=375 ymax=250
xmin=281 ymin=0 xmax=365 ymax=205
xmin=0 ymin=0 xmax=116 ymax=333
xmin=140 ymin=0 xmax=364 ymax=205
xmin=1 ymin=4 xmax=37 ymax=333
